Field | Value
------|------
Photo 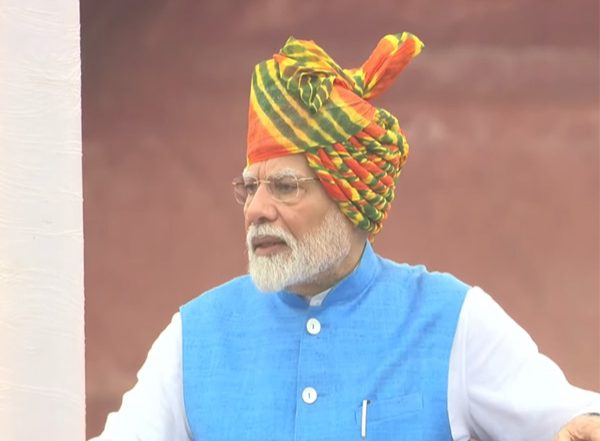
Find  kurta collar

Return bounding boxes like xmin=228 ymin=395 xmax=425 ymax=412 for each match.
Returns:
xmin=276 ymin=242 xmax=380 ymax=309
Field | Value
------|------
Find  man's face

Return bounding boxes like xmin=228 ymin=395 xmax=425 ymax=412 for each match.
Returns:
xmin=243 ymin=154 xmax=354 ymax=293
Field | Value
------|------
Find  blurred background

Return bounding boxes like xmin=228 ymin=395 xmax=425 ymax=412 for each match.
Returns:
xmin=82 ymin=0 xmax=599 ymax=437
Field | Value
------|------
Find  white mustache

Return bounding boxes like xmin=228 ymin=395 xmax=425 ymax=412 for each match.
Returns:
xmin=246 ymin=224 xmax=293 ymax=252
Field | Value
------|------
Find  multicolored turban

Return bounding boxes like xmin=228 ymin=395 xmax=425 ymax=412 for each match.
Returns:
xmin=247 ymin=32 xmax=423 ymax=235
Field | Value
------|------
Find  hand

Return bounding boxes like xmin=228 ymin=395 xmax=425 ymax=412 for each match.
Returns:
xmin=554 ymin=414 xmax=600 ymax=441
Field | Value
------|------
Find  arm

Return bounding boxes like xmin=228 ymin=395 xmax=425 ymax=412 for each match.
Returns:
xmin=448 ymin=287 xmax=600 ymax=441
xmin=88 ymin=313 xmax=191 ymax=441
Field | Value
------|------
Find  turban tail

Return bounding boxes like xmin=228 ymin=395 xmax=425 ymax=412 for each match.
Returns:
xmin=247 ymin=32 xmax=423 ymax=235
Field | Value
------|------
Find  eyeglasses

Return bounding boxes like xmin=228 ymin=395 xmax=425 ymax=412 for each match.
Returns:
xmin=232 ymin=175 xmax=319 ymax=205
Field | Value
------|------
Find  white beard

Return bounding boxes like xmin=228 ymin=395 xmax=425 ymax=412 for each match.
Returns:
xmin=246 ymin=207 xmax=352 ymax=293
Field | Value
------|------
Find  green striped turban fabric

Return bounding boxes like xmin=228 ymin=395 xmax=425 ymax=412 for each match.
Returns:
xmin=247 ymin=32 xmax=423 ymax=235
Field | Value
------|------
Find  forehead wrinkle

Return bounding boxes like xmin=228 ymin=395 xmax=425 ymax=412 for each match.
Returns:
xmin=243 ymin=166 xmax=308 ymax=180
xmin=269 ymin=167 xmax=305 ymax=178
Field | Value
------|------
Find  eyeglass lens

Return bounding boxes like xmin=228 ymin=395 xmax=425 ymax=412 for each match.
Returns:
xmin=233 ymin=176 xmax=302 ymax=204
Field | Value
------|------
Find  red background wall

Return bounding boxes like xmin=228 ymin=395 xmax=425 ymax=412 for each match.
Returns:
xmin=82 ymin=1 xmax=599 ymax=437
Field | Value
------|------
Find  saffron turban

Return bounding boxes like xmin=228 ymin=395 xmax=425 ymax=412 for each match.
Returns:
xmin=247 ymin=32 xmax=423 ymax=235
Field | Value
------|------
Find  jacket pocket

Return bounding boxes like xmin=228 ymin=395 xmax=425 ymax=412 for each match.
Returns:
xmin=354 ymin=393 xmax=423 ymax=439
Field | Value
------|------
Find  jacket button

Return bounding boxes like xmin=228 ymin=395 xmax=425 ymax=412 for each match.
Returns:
xmin=302 ymin=387 xmax=318 ymax=404
xmin=306 ymin=318 xmax=321 ymax=335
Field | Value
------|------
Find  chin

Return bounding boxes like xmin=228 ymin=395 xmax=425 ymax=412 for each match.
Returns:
xmin=250 ymin=278 xmax=286 ymax=294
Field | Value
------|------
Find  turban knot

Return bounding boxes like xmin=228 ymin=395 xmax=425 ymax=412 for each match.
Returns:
xmin=247 ymin=32 xmax=423 ymax=236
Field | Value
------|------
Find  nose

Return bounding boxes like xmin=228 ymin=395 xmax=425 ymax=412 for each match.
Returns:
xmin=244 ymin=181 xmax=278 ymax=229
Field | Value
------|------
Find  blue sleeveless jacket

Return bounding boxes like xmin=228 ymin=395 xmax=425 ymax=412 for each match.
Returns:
xmin=181 ymin=244 xmax=468 ymax=440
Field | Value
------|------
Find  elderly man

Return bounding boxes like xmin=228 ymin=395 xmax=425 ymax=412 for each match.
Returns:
xmin=91 ymin=33 xmax=600 ymax=440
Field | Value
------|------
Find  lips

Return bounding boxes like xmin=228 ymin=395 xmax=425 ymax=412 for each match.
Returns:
xmin=250 ymin=235 xmax=289 ymax=255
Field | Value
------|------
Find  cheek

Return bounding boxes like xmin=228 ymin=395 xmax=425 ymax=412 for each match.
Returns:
xmin=285 ymin=206 xmax=326 ymax=238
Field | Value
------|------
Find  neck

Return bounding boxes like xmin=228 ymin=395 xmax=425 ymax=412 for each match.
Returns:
xmin=288 ymin=239 xmax=367 ymax=298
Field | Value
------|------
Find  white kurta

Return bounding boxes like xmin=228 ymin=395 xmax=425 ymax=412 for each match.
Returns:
xmin=90 ymin=287 xmax=600 ymax=441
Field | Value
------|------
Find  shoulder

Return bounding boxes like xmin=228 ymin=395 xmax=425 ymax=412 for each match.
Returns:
xmin=376 ymin=255 xmax=471 ymax=298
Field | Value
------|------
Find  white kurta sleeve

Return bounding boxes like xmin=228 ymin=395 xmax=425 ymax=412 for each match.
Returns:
xmin=89 ymin=313 xmax=191 ymax=441
xmin=448 ymin=286 xmax=600 ymax=441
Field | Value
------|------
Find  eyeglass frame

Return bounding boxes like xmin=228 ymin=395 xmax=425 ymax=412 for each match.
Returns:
xmin=232 ymin=174 xmax=320 ymax=205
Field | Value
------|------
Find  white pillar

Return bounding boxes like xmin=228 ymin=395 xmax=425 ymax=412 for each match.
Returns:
xmin=0 ymin=1 xmax=84 ymax=440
